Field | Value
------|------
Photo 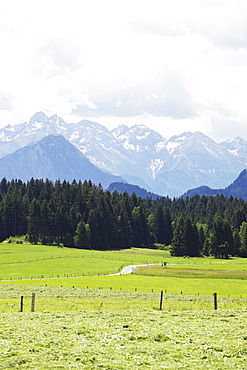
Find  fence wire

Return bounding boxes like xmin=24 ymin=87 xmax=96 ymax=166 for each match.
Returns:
xmin=0 ymin=285 xmax=246 ymax=312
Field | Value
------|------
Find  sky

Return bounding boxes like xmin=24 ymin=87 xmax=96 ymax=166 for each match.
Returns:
xmin=0 ymin=0 xmax=247 ymax=142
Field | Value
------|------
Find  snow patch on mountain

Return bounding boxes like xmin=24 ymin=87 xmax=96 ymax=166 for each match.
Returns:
xmin=122 ymin=142 xmax=136 ymax=151
xmin=202 ymin=141 xmax=216 ymax=155
xmin=155 ymin=141 xmax=167 ymax=152
xmin=148 ymin=159 xmax=164 ymax=179
xmin=31 ymin=121 xmax=44 ymax=130
xmin=136 ymin=132 xmax=150 ymax=140
xmin=165 ymin=141 xmax=181 ymax=154
xmin=70 ymin=132 xmax=80 ymax=141
xmin=228 ymin=149 xmax=239 ymax=156
xmin=0 ymin=112 xmax=246 ymax=197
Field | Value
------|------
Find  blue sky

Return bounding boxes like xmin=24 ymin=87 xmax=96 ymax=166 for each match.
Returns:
xmin=0 ymin=0 xmax=247 ymax=142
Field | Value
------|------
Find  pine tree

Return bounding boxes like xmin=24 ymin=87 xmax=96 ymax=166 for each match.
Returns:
xmin=153 ymin=205 xmax=166 ymax=244
xmin=239 ymin=222 xmax=247 ymax=257
xmin=197 ymin=225 xmax=206 ymax=254
xmin=184 ymin=217 xmax=200 ymax=257
xmin=171 ymin=216 xmax=186 ymax=256
xmin=232 ymin=230 xmax=241 ymax=256
xmin=163 ymin=208 xmax=173 ymax=245
xmin=87 ymin=207 xmax=104 ymax=250
xmin=171 ymin=216 xmax=199 ymax=256
xmin=131 ymin=205 xmax=150 ymax=246
xmin=117 ymin=206 xmax=133 ymax=249
xmin=74 ymin=220 xmax=91 ymax=249
xmin=209 ymin=216 xmax=233 ymax=258
xmin=27 ymin=198 xmax=42 ymax=244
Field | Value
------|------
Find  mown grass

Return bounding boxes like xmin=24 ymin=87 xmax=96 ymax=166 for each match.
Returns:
xmin=166 ymin=260 xmax=247 ymax=271
xmin=2 ymin=274 xmax=247 ymax=298
xmin=0 ymin=284 xmax=246 ymax=313
xmin=0 ymin=307 xmax=247 ymax=369
xmin=134 ymin=265 xmax=247 ymax=279
xmin=2 ymin=243 xmax=247 ymax=368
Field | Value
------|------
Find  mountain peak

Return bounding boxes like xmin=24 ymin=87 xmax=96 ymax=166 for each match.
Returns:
xmin=221 ymin=136 xmax=247 ymax=144
xmin=112 ymin=124 xmax=164 ymax=148
xmin=29 ymin=112 xmax=49 ymax=123
xmin=0 ymin=134 xmax=125 ymax=186
xmin=111 ymin=125 xmax=129 ymax=137
xmin=0 ymin=113 xmax=246 ymax=197
xmin=49 ymin=114 xmax=67 ymax=128
xmin=220 ymin=136 xmax=247 ymax=164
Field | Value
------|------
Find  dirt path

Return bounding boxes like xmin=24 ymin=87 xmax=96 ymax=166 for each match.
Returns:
xmin=108 ymin=263 xmax=159 ymax=276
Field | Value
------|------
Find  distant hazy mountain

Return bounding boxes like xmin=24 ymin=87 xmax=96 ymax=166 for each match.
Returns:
xmin=0 ymin=112 xmax=246 ymax=196
xmin=219 ymin=137 xmax=247 ymax=163
xmin=182 ymin=169 xmax=247 ymax=201
xmin=0 ymin=134 xmax=125 ymax=187
xmin=107 ymin=182 xmax=161 ymax=199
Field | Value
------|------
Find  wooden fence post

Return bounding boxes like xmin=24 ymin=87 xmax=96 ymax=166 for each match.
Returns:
xmin=159 ymin=291 xmax=163 ymax=310
xmin=20 ymin=296 xmax=24 ymax=312
xmin=31 ymin=293 xmax=35 ymax=312
xmin=213 ymin=292 xmax=217 ymax=310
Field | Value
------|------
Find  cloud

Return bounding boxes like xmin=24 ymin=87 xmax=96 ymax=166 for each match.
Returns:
xmin=128 ymin=1 xmax=247 ymax=50
xmin=32 ymin=38 xmax=84 ymax=78
xmin=70 ymin=67 xmax=200 ymax=120
xmin=1 ymin=0 xmax=247 ymax=144
xmin=128 ymin=18 xmax=187 ymax=38
xmin=210 ymin=115 xmax=247 ymax=143
xmin=0 ymin=91 xmax=14 ymax=110
xmin=186 ymin=1 xmax=247 ymax=49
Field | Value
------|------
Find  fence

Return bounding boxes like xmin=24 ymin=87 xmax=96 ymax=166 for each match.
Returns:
xmin=0 ymin=285 xmax=246 ymax=313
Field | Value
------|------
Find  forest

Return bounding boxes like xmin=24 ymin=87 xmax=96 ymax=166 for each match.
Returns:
xmin=1 ymin=177 xmax=247 ymax=258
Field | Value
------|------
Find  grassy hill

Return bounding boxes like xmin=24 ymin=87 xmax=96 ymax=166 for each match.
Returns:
xmin=1 ymin=242 xmax=247 ymax=369
xmin=1 ymin=241 xmax=247 ymax=297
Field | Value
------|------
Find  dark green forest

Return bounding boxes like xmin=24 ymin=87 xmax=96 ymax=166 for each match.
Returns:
xmin=1 ymin=177 xmax=247 ymax=258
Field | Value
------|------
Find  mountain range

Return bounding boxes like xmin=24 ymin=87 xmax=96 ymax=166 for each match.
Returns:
xmin=0 ymin=134 xmax=124 ymax=187
xmin=0 ymin=111 xmax=247 ymax=197
xmin=108 ymin=182 xmax=160 ymax=200
xmin=182 ymin=169 xmax=247 ymax=201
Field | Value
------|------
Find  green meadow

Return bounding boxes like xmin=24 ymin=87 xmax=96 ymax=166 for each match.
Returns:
xmin=1 ymin=242 xmax=247 ymax=298
xmin=0 ymin=243 xmax=166 ymax=280
xmin=0 ymin=283 xmax=246 ymax=313
xmin=1 ymin=242 xmax=247 ymax=368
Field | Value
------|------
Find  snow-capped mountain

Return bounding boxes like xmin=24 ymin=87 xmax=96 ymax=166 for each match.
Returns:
xmin=0 ymin=134 xmax=125 ymax=186
xmin=0 ymin=112 xmax=246 ymax=197
xmin=219 ymin=137 xmax=247 ymax=165
xmin=153 ymin=131 xmax=245 ymax=196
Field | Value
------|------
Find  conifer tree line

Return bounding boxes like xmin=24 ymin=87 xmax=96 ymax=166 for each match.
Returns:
xmin=1 ymin=177 xmax=247 ymax=258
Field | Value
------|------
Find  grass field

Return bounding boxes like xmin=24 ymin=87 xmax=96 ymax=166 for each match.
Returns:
xmin=0 ymin=283 xmax=246 ymax=313
xmin=1 ymin=243 xmax=247 ymax=298
xmin=0 ymin=243 xmax=167 ymax=280
xmin=1 ymin=242 xmax=247 ymax=368
xmin=2 ymin=273 xmax=247 ymax=299
xmin=134 ymin=265 xmax=247 ymax=279
xmin=0 ymin=308 xmax=247 ymax=369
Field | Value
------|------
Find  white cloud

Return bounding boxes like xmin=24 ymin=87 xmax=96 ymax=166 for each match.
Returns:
xmin=0 ymin=0 xmax=247 ymax=141
xmin=0 ymin=91 xmax=14 ymax=110
xmin=33 ymin=38 xmax=84 ymax=78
